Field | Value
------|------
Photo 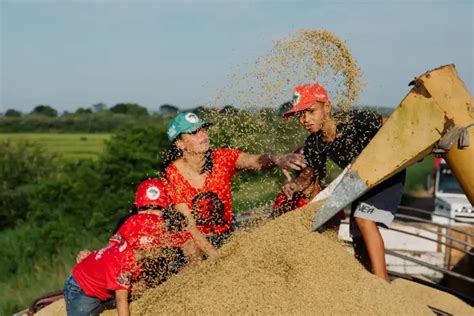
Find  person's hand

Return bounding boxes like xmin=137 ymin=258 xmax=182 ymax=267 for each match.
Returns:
xmin=282 ymin=181 xmax=303 ymax=199
xmin=274 ymin=153 xmax=306 ymax=172
xmin=76 ymin=249 xmax=91 ymax=263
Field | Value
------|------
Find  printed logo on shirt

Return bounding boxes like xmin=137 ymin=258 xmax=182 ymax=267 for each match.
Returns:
xmin=117 ymin=272 xmax=131 ymax=286
xmin=191 ymin=191 xmax=226 ymax=227
xmin=146 ymin=186 xmax=160 ymax=200
xmin=94 ymin=245 xmax=113 ymax=260
xmin=118 ymin=241 xmax=128 ymax=253
xmin=358 ymin=203 xmax=375 ymax=214
xmin=185 ymin=113 xmax=199 ymax=123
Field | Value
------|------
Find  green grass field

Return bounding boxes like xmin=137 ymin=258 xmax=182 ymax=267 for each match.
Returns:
xmin=0 ymin=133 xmax=111 ymax=160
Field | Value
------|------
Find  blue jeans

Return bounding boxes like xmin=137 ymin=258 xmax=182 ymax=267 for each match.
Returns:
xmin=64 ymin=273 xmax=115 ymax=316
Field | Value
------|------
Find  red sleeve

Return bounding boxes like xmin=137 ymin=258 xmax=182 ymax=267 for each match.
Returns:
xmin=108 ymin=234 xmax=125 ymax=245
xmin=106 ymin=269 xmax=131 ymax=292
xmin=214 ymin=148 xmax=242 ymax=179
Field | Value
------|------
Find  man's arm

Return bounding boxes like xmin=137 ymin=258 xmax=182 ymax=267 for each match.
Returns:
xmin=235 ymin=152 xmax=306 ymax=172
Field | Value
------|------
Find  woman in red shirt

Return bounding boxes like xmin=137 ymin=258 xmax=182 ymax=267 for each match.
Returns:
xmin=163 ymin=112 xmax=307 ymax=247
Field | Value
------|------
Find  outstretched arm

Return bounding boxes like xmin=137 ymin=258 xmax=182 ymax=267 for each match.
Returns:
xmin=174 ymin=203 xmax=218 ymax=258
xmin=235 ymin=152 xmax=306 ymax=172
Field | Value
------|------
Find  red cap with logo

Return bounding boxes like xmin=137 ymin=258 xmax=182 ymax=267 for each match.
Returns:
xmin=134 ymin=178 xmax=170 ymax=209
xmin=283 ymin=84 xmax=330 ymax=118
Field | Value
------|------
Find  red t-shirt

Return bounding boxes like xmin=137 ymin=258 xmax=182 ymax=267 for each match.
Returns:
xmin=109 ymin=213 xmax=191 ymax=249
xmin=165 ymin=148 xmax=242 ymax=235
xmin=72 ymin=243 xmax=139 ymax=300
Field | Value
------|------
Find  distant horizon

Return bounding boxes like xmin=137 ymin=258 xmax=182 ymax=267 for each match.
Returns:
xmin=2 ymin=1 xmax=472 ymax=113
xmin=1 ymin=102 xmax=398 ymax=116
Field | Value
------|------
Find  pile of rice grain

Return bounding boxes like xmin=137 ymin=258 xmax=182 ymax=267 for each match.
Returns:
xmin=37 ymin=204 xmax=472 ymax=315
xmin=131 ymin=204 xmax=432 ymax=315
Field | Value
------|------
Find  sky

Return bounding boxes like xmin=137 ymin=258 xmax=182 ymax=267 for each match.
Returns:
xmin=1 ymin=0 xmax=473 ymax=113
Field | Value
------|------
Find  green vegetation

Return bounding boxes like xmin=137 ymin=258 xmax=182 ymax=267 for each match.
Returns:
xmin=1 ymin=124 xmax=169 ymax=315
xmin=0 ymin=133 xmax=111 ymax=160
xmin=405 ymin=155 xmax=434 ymax=193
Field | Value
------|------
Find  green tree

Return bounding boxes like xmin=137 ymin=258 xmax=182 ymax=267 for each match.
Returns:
xmin=75 ymin=107 xmax=93 ymax=115
xmin=4 ymin=109 xmax=22 ymax=117
xmin=92 ymin=103 xmax=107 ymax=112
xmin=110 ymin=103 xmax=148 ymax=116
xmin=0 ymin=141 xmax=59 ymax=229
xmin=159 ymin=104 xmax=179 ymax=117
xmin=220 ymin=105 xmax=238 ymax=115
xmin=277 ymin=101 xmax=291 ymax=116
xmin=30 ymin=105 xmax=58 ymax=117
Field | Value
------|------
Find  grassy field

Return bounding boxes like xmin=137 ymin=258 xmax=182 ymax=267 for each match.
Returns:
xmin=0 ymin=229 xmax=106 ymax=316
xmin=0 ymin=133 xmax=111 ymax=160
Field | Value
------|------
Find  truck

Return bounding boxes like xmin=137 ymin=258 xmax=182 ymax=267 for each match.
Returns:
xmin=431 ymin=158 xmax=474 ymax=224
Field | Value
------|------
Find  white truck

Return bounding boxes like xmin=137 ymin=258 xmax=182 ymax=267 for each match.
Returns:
xmin=431 ymin=159 xmax=474 ymax=224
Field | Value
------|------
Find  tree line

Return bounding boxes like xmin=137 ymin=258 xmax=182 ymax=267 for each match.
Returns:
xmin=0 ymin=103 xmax=199 ymax=133
xmin=2 ymin=103 xmax=182 ymax=117
xmin=0 ymin=102 xmax=293 ymax=133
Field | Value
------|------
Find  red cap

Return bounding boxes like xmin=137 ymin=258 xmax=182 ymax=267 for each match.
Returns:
xmin=134 ymin=178 xmax=170 ymax=209
xmin=283 ymin=84 xmax=330 ymax=118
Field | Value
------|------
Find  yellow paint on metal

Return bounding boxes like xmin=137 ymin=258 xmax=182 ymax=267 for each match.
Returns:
xmin=350 ymin=65 xmax=474 ymax=203
xmin=417 ymin=65 xmax=474 ymax=204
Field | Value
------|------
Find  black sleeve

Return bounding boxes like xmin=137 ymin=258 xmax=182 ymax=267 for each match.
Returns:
xmin=352 ymin=110 xmax=383 ymax=138
xmin=303 ymin=135 xmax=327 ymax=180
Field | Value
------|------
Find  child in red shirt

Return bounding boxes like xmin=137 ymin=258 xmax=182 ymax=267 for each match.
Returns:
xmin=64 ymin=178 xmax=216 ymax=316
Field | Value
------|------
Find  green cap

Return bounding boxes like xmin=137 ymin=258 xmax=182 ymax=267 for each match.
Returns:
xmin=166 ymin=112 xmax=208 ymax=142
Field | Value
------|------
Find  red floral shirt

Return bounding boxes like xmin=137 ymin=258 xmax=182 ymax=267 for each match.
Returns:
xmin=165 ymin=148 xmax=242 ymax=235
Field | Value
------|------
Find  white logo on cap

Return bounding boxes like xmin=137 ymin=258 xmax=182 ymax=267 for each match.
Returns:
xmin=185 ymin=113 xmax=199 ymax=123
xmin=168 ymin=125 xmax=177 ymax=137
xmin=146 ymin=186 xmax=160 ymax=200
xmin=292 ymin=92 xmax=301 ymax=105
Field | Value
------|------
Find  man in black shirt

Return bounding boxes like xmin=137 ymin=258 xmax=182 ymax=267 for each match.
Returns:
xmin=282 ymin=83 xmax=405 ymax=281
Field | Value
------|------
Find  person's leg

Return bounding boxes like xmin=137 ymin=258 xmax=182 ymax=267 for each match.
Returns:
xmin=350 ymin=170 xmax=406 ymax=281
xmin=354 ymin=217 xmax=389 ymax=281
xmin=351 ymin=236 xmax=371 ymax=272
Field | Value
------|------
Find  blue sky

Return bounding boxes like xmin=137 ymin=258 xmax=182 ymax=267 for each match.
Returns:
xmin=1 ymin=0 xmax=473 ymax=113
